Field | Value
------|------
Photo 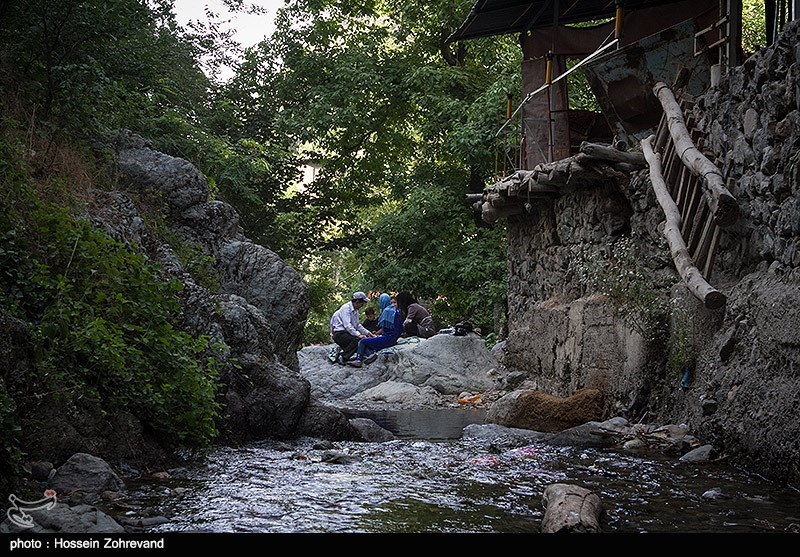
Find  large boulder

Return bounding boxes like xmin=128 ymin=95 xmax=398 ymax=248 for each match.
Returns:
xmin=299 ymin=333 xmax=505 ymax=406
xmin=486 ymin=387 xmax=609 ymax=432
xmin=49 ymin=453 xmax=125 ymax=496
xmin=294 ymin=403 xmax=360 ymax=441
xmin=221 ymin=360 xmax=311 ymax=442
xmin=217 ymin=240 xmax=309 ymax=367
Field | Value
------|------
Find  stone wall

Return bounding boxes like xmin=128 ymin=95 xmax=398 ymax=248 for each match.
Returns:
xmin=666 ymin=20 xmax=800 ymax=484
xmin=504 ymin=176 xmax=671 ymax=417
xmin=503 ymin=20 xmax=800 ymax=484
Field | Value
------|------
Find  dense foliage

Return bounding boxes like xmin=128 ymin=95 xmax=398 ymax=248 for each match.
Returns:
xmin=0 ymin=130 xmax=221 ymax=448
xmin=222 ymin=0 xmax=516 ymax=340
xmin=0 ymin=0 xmax=771 ymax=483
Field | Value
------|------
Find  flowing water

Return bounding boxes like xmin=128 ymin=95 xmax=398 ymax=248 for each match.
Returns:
xmin=121 ymin=408 xmax=800 ymax=534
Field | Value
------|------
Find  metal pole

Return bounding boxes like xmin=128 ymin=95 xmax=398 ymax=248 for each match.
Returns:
xmin=546 ymin=50 xmax=554 ymax=163
xmin=615 ymin=0 xmax=624 ymax=48
xmin=766 ymin=0 xmax=777 ymax=45
xmin=503 ymin=93 xmax=512 ymax=175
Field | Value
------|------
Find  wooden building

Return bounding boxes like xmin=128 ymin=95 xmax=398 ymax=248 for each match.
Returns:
xmin=447 ymin=1 xmax=796 ymax=171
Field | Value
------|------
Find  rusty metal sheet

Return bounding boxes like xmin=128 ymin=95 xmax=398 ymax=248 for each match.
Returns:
xmin=581 ymin=19 xmax=713 ymax=144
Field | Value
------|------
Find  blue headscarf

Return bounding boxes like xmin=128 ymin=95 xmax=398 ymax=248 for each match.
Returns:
xmin=377 ymin=293 xmax=396 ymax=331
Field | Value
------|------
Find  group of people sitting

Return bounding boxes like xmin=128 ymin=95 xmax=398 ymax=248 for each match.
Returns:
xmin=329 ymin=290 xmax=436 ymax=368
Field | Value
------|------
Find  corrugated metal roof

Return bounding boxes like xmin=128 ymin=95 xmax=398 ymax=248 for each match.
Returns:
xmin=447 ymin=0 xmax=690 ymax=42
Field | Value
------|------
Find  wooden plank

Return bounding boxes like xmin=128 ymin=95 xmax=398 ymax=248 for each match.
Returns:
xmin=675 ymin=165 xmax=690 ymax=214
xmin=681 ymin=185 xmax=703 ymax=239
xmin=654 ymin=114 xmax=670 ymax=152
xmin=703 ymin=224 xmax=722 ymax=278
xmin=665 ymin=150 xmax=682 ymax=195
xmin=688 ymin=202 xmax=710 ymax=260
xmin=579 ymin=142 xmax=646 ymax=166
xmin=695 ymin=216 xmax=717 ymax=278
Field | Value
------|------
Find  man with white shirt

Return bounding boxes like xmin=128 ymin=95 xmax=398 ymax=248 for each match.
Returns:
xmin=329 ymin=291 xmax=373 ymax=367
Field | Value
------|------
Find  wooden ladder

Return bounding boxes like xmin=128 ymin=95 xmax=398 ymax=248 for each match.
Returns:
xmin=641 ymin=82 xmax=738 ymax=309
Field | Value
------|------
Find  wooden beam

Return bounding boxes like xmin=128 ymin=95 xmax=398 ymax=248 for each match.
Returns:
xmin=579 ymin=142 xmax=647 ymax=167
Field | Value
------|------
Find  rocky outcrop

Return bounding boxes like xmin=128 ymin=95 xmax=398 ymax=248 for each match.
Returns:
xmin=68 ymin=131 xmax=347 ymax=449
xmin=299 ymin=334 xmax=509 ymax=408
xmin=94 ymin=127 xmax=355 ymax=443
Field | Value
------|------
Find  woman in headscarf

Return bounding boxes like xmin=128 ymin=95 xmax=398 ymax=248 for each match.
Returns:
xmin=395 ymin=291 xmax=436 ymax=339
xmin=354 ymin=293 xmax=405 ymax=365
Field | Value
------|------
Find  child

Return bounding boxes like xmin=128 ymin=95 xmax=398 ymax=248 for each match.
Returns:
xmin=362 ymin=306 xmax=379 ymax=333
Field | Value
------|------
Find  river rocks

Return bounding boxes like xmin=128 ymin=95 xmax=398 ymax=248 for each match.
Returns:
xmin=486 ymin=388 xmax=608 ymax=432
xmin=28 ymin=462 xmax=54 ymax=483
xmin=348 ymin=381 xmax=442 ymax=407
xmin=49 ymin=453 xmax=125 ymax=498
xmin=462 ymin=423 xmax=553 ymax=446
xmin=320 ymin=450 xmax=361 ymax=464
xmin=348 ymin=418 xmax=396 ymax=442
xmin=0 ymin=503 xmax=124 ymax=534
xmin=679 ymin=444 xmax=718 ymax=464
xmin=294 ymin=402 xmax=360 ymax=441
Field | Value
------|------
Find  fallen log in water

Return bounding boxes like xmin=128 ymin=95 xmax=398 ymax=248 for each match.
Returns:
xmin=541 ymin=483 xmax=603 ymax=533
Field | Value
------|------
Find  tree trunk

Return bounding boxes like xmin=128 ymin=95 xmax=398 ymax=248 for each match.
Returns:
xmin=579 ymin=141 xmax=646 ymax=167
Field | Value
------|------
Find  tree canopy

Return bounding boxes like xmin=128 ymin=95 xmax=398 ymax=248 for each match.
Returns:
xmin=0 ymin=0 xmax=515 ymax=344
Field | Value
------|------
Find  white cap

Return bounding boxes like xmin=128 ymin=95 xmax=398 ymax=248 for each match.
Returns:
xmin=353 ymin=291 xmax=369 ymax=302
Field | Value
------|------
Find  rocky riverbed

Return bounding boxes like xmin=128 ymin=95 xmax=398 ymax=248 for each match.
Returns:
xmin=3 ymin=332 xmax=799 ymax=534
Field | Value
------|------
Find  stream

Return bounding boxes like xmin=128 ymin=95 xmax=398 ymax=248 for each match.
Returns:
xmin=118 ymin=408 xmax=800 ymax=534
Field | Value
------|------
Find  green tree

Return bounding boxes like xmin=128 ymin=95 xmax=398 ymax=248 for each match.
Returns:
xmin=226 ymin=0 xmax=516 ymax=338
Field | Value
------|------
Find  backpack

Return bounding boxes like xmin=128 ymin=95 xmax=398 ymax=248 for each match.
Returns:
xmin=327 ymin=346 xmax=341 ymax=363
xmin=453 ymin=321 xmax=474 ymax=336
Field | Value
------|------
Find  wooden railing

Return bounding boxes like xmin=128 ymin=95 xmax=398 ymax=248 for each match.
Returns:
xmin=641 ymin=81 xmax=739 ymax=310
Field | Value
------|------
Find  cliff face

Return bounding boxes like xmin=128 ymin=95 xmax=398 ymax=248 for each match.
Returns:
xmin=2 ymin=130 xmax=360 ymax=471
xmin=503 ymin=21 xmax=800 ymax=484
xmin=98 ymin=131 xmax=362 ymax=446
